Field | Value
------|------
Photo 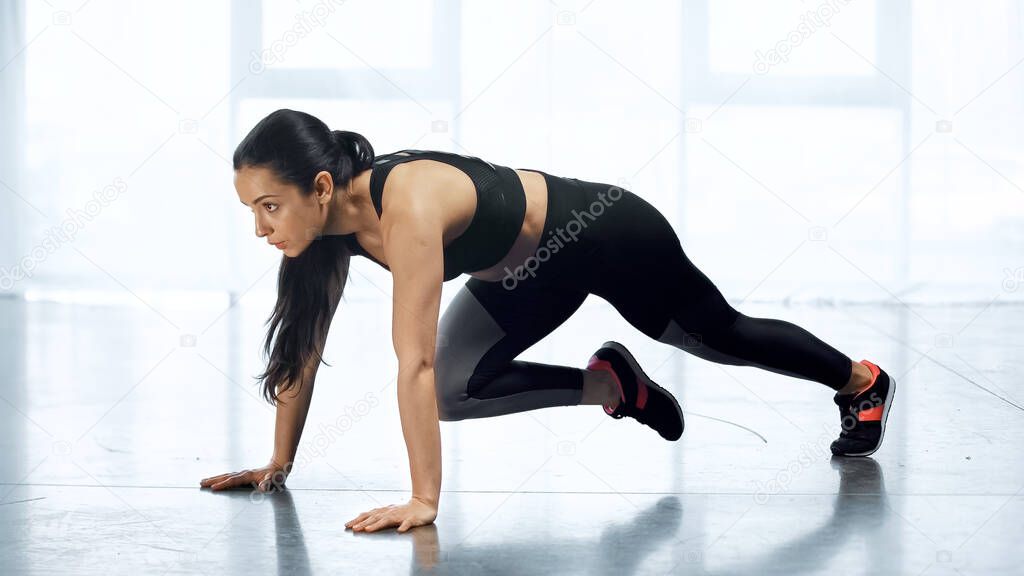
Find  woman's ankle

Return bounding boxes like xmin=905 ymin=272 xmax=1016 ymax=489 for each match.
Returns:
xmin=581 ymin=368 xmax=620 ymax=407
xmin=837 ymin=360 xmax=873 ymax=395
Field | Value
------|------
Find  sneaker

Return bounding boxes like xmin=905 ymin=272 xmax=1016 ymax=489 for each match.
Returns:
xmin=830 ymin=360 xmax=896 ymax=457
xmin=587 ymin=341 xmax=684 ymax=441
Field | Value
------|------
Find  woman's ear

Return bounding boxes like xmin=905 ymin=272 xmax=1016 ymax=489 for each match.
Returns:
xmin=313 ymin=170 xmax=335 ymax=204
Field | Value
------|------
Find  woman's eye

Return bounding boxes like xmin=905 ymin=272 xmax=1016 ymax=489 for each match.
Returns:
xmin=264 ymin=203 xmax=277 ymax=212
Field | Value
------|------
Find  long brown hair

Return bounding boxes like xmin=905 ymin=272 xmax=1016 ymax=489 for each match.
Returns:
xmin=232 ymin=109 xmax=374 ymax=404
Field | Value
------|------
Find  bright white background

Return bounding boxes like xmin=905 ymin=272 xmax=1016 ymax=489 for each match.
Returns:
xmin=1 ymin=7 xmax=1023 ymax=571
xmin=2 ymin=0 xmax=1023 ymax=308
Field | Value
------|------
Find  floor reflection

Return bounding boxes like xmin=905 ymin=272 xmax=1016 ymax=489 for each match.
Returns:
xmin=271 ymin=490 xmax=312 ymax=576
xmin=695 ymin=457 xmax=890 ymax=575
xmin=247 ymin=455 xmax=889 ymax=574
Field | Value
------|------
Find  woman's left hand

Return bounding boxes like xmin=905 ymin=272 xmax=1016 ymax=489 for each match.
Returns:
xmin=345 ymin=497 xmax=438 ymax=533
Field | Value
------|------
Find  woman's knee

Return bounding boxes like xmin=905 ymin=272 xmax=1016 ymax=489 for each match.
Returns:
xmin=434 ymin=345 xmax=491 ymax=422
xmin=434 ymin=349 xmax=509 ymax=421
xmin=655 ymin=308 xmax=747 ymax=363
xmin=433 ymin=354 xmax=464 ymax=422
xmin=433 ymin=282 xmax=508 ymax=421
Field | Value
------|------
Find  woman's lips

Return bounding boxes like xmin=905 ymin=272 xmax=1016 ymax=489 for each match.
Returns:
xmin=274 ymin=241 xmax=286 ymax=249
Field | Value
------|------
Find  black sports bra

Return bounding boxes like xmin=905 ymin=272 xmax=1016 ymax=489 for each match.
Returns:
xmin=342 ymin=149 xmax=528 ymax=281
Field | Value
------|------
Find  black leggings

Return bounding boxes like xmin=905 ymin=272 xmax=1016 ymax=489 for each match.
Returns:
xmin=433 ymin=170 xmax=853 ymax=421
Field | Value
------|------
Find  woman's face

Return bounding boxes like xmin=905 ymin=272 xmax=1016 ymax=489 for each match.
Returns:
xmin=234 ymin=165 xmax=329 ymax=257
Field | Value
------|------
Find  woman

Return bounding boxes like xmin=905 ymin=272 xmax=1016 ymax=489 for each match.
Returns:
xmin=199 ymin=109 xmax=896 ymax=533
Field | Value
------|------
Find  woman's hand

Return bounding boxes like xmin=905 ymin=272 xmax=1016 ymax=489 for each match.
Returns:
xmin=200 ymin=461 xmax=290 ymax=493
xmin=345 ymin=497 xmax=438 ymax=533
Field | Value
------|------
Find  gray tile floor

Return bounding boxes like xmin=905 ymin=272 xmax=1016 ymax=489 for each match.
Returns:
xmin=0 ymin=295 xmax=1021 ymax=574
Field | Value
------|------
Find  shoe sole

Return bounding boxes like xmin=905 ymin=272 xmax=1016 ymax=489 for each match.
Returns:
xmin=839 ymin=374 xmax=897 ymax=457
xmin=600 ymin=341 xmax=685 ymax=440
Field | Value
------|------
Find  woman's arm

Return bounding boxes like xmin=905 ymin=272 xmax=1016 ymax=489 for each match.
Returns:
xmin=270 ymin=361 xmax=318 ymax=469
xmin=346 ymin=184 xmax=445 ymax=533
xmin=387 ymin=195 xmax=445 ymax=505
xmin=201 ymin=358 xmax=319 ymax=492
xmin=396 ymin=365 xmax=442 ymax=506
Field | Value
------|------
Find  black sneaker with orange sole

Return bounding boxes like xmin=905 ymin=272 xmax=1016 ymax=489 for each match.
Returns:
xmin=587 ymin=341 xmax=684 ymax=441
xmin=831 ymin=359 xmax=896 ymax=457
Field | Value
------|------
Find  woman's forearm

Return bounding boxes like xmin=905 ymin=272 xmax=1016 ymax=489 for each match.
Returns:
xmin=397 ymin=365 xmax=442 ymax=508
xmin=271 ymin=371 xmax=316 ymax=468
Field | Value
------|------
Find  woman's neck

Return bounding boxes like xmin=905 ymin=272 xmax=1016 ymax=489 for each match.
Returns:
xmin=324 ymin=168 xmax=374 ymax=236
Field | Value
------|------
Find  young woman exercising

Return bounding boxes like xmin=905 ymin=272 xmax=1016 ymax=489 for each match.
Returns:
xmin=199 ymin=109 xmax=896 ymax=533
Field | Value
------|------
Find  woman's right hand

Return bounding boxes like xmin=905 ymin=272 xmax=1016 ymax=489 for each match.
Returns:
xmin=200 ymin=461 xmax=290 ymax=493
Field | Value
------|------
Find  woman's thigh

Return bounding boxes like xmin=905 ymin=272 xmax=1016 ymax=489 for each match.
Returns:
xmin=433 ymin=275 xmax=588 ymax=420
xmin=572 ymin=182 xmax=740 ymax=341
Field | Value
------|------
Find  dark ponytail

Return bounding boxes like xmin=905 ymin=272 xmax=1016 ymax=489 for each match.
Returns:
xmin=232 ymin=109 xmax=375 ymax=404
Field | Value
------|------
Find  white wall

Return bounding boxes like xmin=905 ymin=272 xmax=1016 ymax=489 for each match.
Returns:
xmin=2 ymin=0 xmax=1022 ymax=305
xmin=1 ymin=0 xmax=26 ymax=290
